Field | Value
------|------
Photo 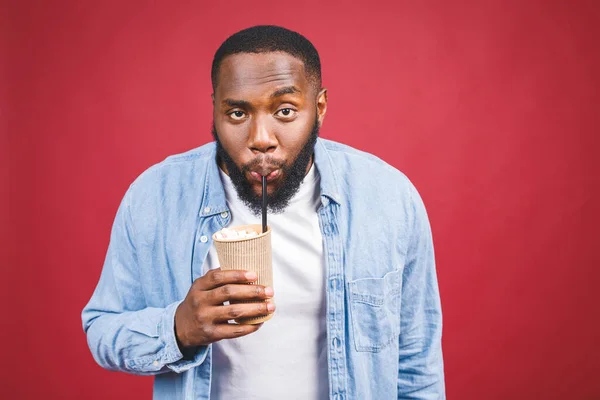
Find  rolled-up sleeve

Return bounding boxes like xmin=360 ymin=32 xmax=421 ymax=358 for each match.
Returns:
xmin=397 ymin=183 xmax=445 ymax=399
xmin=81 ymin=187 xmax=208 ymax=375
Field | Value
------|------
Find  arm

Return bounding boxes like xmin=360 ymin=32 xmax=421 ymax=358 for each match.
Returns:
xmin=81 ymin=187 xmax=208 ymax=375
xmin=397 ymin=183 xmax=445 ymax=399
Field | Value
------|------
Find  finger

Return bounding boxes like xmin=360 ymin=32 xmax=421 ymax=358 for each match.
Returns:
xmin=194 ymin=268 xmax=258 ymax=291
xmin=211 ymin=301 xmax=275 ymax=323
xmin=208 ymin=284 xmax=274 ymax=305
xmin=212 ymin=323 xmax=263 ymax=340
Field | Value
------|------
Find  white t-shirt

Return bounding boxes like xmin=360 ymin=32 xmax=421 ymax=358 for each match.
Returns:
xmin=206 ymin=163 xmax=328 ymax=400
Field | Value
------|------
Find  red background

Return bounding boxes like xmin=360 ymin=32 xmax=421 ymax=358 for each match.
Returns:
xmin=3 ymin=0 xmax=599 ymax=399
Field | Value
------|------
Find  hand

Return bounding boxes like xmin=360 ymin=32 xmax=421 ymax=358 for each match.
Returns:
xmin=174 ymin=268 xmax=275 ymax=349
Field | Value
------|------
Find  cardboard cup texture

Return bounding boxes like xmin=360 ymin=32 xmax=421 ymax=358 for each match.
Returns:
xmin=212 ymin=224 xmax=273 ymax=325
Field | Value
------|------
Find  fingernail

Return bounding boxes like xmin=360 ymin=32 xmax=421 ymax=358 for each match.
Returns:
xmin=264 ymin=287 xmax=274 ymax=296
xmin=267 ymin=302 xmax=275 ymax=312
xmin=245 ymin=272 xmax=257 ymax=280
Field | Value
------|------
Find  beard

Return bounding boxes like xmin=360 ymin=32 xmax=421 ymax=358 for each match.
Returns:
xmin=212 ymin=116 xmax=319 ymax=216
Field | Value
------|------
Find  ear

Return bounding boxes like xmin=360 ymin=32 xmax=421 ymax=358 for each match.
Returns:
xmin=316 ymin=88 xmax=328 ymax=127
xmin=211 ymin=93 xmax=215 ymax=106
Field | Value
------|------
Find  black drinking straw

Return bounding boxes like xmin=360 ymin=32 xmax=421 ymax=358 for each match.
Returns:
xmin=261 ymin=175 xmax=267 ymax=233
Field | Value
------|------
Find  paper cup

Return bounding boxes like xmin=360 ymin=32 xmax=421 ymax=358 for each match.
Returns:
xmin=212 ymin=224 xmax=273 ymax=324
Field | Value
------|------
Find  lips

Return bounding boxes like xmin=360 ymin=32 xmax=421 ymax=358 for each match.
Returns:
xmin=249 ymin=169 xmax=280 ymax=182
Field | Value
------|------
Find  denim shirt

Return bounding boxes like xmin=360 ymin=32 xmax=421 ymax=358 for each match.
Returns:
xmin=82 ymin=138 xmax=445 ymax=399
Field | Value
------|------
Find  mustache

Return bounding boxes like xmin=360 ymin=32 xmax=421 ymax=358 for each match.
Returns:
xmin=240 ymin=156 xmax=287 ymax=173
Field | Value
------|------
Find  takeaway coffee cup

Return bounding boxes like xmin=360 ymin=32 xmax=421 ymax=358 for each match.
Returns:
xmin=212 ymin=224 xmax=273 ymax=324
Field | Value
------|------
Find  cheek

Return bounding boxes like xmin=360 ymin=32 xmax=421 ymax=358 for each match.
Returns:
xmin=276 ymin=120 xmax=313 ymax=154
xmin=216 ymin=122 xmax=247 ymax=151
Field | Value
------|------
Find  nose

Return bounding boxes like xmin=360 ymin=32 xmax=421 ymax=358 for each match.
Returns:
xmin=248 ymin=116 xmax=277 ymax=154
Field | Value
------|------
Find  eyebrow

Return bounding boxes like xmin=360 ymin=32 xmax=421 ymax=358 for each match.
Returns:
xmin=222 ymin=99 xmax=251 ymax=108
xmin=271 ymin=86 xmax=301 ymax=98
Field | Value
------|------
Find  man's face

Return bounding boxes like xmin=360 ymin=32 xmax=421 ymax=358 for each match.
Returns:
xmin=212 ymin=52 xmax=327 ymax=214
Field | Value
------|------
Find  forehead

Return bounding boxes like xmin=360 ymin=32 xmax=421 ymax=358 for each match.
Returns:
xmin=215 ymin=52 xmax=310 ymax=99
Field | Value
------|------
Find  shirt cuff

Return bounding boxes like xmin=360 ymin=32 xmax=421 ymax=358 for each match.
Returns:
xmin=160 ymin=300 xmax=209 ymax=373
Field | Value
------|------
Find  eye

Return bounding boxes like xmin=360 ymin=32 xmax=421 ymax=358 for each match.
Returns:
xmin=276 ymin=108 xmax=296 ymax=119
xmin=229 ymin=110 xmax=246 ymax=121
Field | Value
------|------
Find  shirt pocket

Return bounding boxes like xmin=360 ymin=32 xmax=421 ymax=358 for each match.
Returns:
xmin=348 ymin=269 xmax=401 ymax=352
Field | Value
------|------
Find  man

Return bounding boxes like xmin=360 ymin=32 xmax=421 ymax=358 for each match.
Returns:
xmin=82 ymin=25 xmax=445 ymax=399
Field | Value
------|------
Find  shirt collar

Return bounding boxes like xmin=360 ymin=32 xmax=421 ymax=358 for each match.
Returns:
xmin=313 ymin=138 xmax=342 ymax=205
xmin=200 ymin=138 xmax=342 ymax=217
xmin=199 ymin=143 xmax=229 ymax=218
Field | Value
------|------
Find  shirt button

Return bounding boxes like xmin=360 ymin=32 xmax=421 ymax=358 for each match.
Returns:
xmin=220 ymin=211 xmax=228 ymax=218
xmin=153 ymin=360 xmax=159 ymax=367
xmin=332 ymin=337 xmax=342 ymax=349
xmin=200 ymin=235 xmax=208 ymax=243
xmin=329 ymin=278 xmax=341 ymax=290
xmin=203 ymin=206 xmax=211 ymax=214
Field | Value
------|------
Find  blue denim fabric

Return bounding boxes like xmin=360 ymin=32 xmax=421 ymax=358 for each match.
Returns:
xmin=82 ymin=138 xmax=445 ymax=399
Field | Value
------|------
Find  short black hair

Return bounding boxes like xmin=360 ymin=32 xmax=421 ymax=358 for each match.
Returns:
xmin=211 ymin=25 xmax=322 ymax=90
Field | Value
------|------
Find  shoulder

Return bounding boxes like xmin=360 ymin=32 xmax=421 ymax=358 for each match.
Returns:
xmin=319 ymin=139 xmax=429 ymax=255
xmin=129 ymin=142 xmax=214 ymax=188
xmin=320 ymin=138 xmax=415 ymax=196
xmin=123 ymin=142 xmax=216 ymax=208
